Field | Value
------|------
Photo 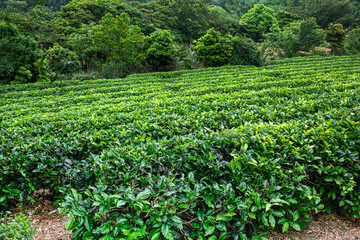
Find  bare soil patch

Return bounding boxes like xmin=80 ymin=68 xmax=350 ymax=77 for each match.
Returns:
xmin=3 ymin=198 xmax=359 ymax=240
xmin=268 ymin=214 xmax=360 ymax=240
xmin=2 ymin=191 xmax=73 ymax=240
xmin=31 ymin=207 xmax=72 ymax=240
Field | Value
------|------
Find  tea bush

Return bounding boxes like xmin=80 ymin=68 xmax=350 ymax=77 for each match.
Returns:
xmin=1 ymin=55 xmax=360 ymax=239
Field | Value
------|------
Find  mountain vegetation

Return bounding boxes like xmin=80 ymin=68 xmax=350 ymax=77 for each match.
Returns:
xmin=0 ymin=0 xmax=360 ymax=83
xmin=1 ymin=1 xmax=360 ymax=239
xmin=1 ymin=55 xmax=360 ymax=239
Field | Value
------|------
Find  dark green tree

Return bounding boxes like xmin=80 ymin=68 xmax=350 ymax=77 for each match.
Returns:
xmin=325 ymin=23 xmax=347 ymax=54
xmin=0 ymin=21 xmax=46 ymax=84
xmin=344 ymin=27 xmax=360 ymax=54
xmin=276 ymin=10 xmax=300 ymax=28
xmin=145 ymin=29 xmax=177 ymax=69
xmin=229 ymin=36 xmax=263 ymax=66
xmin=159 ymin=0 xmax=210 ymax=43
xmin=0 ymin=0 xmax=28 ymax=13
xmin=208 ymin=5 xmax=244 ymax=35
xmin=221 ymin=0 xmax=294 ymax=19
xmin=239 ymin=4 xmax=279 ymax=41
xmin=91 ymin=12 xmax=145 ymax=78
xmin=265 ymin=18 xmax=324 ymax=57
xmin=128 ymin=1 xmax=177 ymax=36
xmin=91 ymin=13 xmax=145 ymax=65
xmin=26 ymin=0 xmax=72 ymax=11
xmin=193 ymin=28 xmax=233 ymax=67
xmin=301 ymin=0 xmax=356 ymax=28
xmin=68 ymin=23 xmax=103 ymax=71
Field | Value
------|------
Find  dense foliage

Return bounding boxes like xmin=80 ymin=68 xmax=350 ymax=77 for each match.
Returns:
xmin=193 ymin=28 xmax=233 ymax=67
xmin=0 ymin=21 xmax=45 ymax=85
xmin=239 ymin=4 xmax=279 ymax=41
xmin=92 ymin=12 xmax=145 ymax=66
xmin=1 ymin=56 xmax=360 ymax=239
xmin=1 ymin=0 xmax=360 ymax=83
xmin=345 ymin=27 xmax=360 ymax=54
xmin=325 ymin=23 xmax=347 ymax=55
xmin=265 ymin=18 xmax=324 ymax=57
xmin=145 ymin=29 xmax=177 ymax=70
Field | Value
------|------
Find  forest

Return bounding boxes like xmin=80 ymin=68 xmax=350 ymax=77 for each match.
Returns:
xmin=1 ymin=0 xmax=360 ymax=85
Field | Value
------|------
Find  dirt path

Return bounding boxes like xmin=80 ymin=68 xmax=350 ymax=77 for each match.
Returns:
xmin=4 ymin=200 xmax=360 ymax=240
xmin=268 ymin=215 xmax=360 ymax=240
xmin=32 ymin=211 xmax=72 ymax=240
xmin=29 ymin=212 xmax=359 ymax=240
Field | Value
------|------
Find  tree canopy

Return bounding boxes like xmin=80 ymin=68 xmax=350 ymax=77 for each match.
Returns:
xmin=240 ymin=4 xmax=279 ymax=41
xmin=1 ymin=0 xmax=360 ymax=84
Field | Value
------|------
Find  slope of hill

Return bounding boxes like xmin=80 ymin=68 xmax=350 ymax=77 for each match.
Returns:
xmin=1 ymin=55 xmax=360 ymax=239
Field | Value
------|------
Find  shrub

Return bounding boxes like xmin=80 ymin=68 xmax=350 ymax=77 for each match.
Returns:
xmin=193 ymin=28 xmax=233 ymax=67
xmin=325 ymin=23 xmax=347 ymax=55
xmin=265 ymin=18 xmax=324 ymax=57
xmin=0 ymin=21 xmax=45 ymax=85
xmin=240 ymin=4 xmax=279 ymax=42
xmin=0 ymin=211 xmax=36 ymax=240
xmin=229 ymin=36 xmax=263 ymax=66
xmin=47 ymin=43 xmax=81 ymax=75
xmin=275 ymin=10 xmax=300 ymax=29
xmin=344 ymin=28 xmax=360 ymax=54
xmin=145 ymin=29 xmax=177 ymax=70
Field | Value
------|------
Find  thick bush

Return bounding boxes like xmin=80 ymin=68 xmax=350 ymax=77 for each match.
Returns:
xmin=239 ymin=4 xmax=279 ymax=42
xmin=229 ymin=36 xmax=263 ymax=66
xmin=145 ymin=29 xmax=177 ymax=70
xmin=325 ymin=23 xmax=347 ymax=55
xmin=265 ymin=18 xmax=324 ymax=57
xmin=0 ymin=21 xmax=45 ymax=85
xmin=193 ymin=28 xmax=233 ymax=67
xmin=47 ymin=43 xmax=81 ymax=74
xmin=344 ymin=28 xmax=360 ymax=54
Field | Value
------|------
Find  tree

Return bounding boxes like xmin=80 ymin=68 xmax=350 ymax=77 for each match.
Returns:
xmin=325 ymin=23 xmax=347 ymax=54
xmin=193 ymin=28 xmax=233 ymax=67
xmin=25 ymin=0 xmax=72 ymax=11
xmin=0 ymin=21 xmax=46 ymax=84
xmin=207 ymin=5 xmax=244 ymax=35
xmin=47 ymin=43 xmax=81 ymax=74
xmin=275 ymin=10 xmax=300 ymax=28
xmin=218 ymin=0 xmax=294 ymax=19
xmin=91 ymin=13 xmax=145 ymax=66
xmin=128 ymin=1 xmax=177 ymax=36
xmin=53 ymin=0 xmax=128 ymax=29
xmin=265 ymin=18 xmax=324 ymax=57
xmin=145 ymin=29 xmax=177 ymax=69
xmin=68 ymin=23 xmax=103 ymax=71
xmin=159 ymin=0 xmax=210 ymax=43
xmin=301 ymin=0 xmax=356 ymax=28
xmin=239 ymin=4 xmax=279 ymax=41
xmin=344 ymin=27 xmax=360 ymax=54
xmin=229 ymin=36 xmax=263 ymax=66
xmin=0 ymin=0 xmax=28 ymax=13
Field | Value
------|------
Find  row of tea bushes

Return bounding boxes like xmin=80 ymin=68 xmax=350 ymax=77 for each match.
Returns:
xmin=1 ymin=55 xmax=360 ymax=239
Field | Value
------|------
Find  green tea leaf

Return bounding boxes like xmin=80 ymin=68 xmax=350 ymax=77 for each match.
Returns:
xmin=269 ymin=214 xmax=276 ymax=229
xmin=290 ymin=221 xmax=301 ymax=231
xmin=205 ymin=226 xmax=215 ymax=236
xmin=282 ymin=222 xmax=289 ymax=233
xmin=65 ymin=218 xmax=76 ymax=230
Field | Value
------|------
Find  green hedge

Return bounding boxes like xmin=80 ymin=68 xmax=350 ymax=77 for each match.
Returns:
xmin=1 ymin=55 xmax=360 ymax=239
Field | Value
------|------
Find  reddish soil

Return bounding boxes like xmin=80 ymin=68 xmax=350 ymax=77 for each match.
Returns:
xmin=268 ymin=214 xmax=360 ymax=240
xmin=3 ymin=198 xmax=360 ymax=240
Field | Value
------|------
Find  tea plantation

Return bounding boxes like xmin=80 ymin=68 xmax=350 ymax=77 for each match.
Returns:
xmin=1 ymin=55 xmax=360 ymax=239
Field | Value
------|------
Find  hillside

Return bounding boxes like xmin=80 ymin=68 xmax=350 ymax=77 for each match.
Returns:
xmin=1 ymin=55 xmax=360 ymax=239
